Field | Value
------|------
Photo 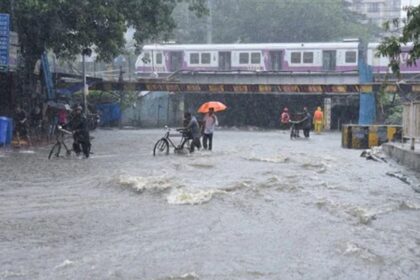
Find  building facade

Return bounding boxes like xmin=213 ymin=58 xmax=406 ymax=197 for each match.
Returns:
xmin=346 ymin=0 xmax=402 ymax=27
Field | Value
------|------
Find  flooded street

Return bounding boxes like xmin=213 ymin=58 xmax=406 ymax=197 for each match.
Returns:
xmin=1 ymin=129 xmax=420 ymax=280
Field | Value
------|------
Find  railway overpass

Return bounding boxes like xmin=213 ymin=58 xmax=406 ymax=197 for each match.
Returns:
xmin=59 ymin=76 xmax=416 ymax=129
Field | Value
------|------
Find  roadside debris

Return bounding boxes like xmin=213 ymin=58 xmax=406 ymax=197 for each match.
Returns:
xmin=386 ymin=171 xmax=420 ymax=193
xmin=386 ymin=171 xmax=412 ymax=185
xmin=360 ymin=147 xmax=387 ymax=162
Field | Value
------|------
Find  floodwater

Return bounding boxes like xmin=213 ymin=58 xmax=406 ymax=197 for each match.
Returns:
xmin=0 ymin=129 xmax=419 ymax=280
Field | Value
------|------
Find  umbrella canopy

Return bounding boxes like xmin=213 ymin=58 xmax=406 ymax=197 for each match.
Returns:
xmin=197 ymin=101 xmax=227 ymax=113
xmin=47 ymin=101 xmax=71 ymax=111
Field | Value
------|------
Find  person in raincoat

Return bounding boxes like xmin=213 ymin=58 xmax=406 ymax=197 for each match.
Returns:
xmin=313 ymin=106 xmax=324 ymax=134
xmin=280 ymin=107 xmax=290 ymax=129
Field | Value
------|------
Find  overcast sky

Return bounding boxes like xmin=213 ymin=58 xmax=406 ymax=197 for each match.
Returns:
xmin=402 ymin=0 xmax=420 ymax=5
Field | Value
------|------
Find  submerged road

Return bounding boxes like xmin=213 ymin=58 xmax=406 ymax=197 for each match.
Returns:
xmin=0 ymin=129 xmax=419 ymax=280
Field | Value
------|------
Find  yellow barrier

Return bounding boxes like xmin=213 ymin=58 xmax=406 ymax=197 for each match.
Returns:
xmin=342 ymin=125 xmax=402 ymax=149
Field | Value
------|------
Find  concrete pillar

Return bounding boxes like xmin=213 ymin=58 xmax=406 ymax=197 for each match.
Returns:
xmin=358 ymin=41 xmax=375 ymax=125
xmin=324 ymin=98 xmax=331 ymax=130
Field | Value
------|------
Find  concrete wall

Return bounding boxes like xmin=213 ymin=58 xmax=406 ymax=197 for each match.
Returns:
xmin=402 ymin=101 xmax=420 ymax=139
xmin=382 ymin=143 xmax=420 ymax=172
xmin=122 ymin=91 xmax=184 ymax=128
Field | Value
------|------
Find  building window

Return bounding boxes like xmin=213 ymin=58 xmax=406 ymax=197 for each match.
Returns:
xmin=303 ymin=52 xmax=314 ymax=63
xmin=156 ymin=53 xmax=162 ymax=64
xmin=239 ymin=52 xmax=249 ymax=64
xmin=291 ymin=52 xmax=301 ymax=64
xmin=345 ymin=51 xmax=357 ymax=63
xmin=251 ymin=52 xmax=261 ymax=64
xmin=368 ymin=3 xmax=380 ymax=13
xmin=190 ymin=53 xmax=199 ymax=64
xmin=201 ymin=53 xmax=211 ymax=64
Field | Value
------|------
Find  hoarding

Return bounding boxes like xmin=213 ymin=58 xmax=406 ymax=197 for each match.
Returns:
xmin=0 ymin=13 xmax=10 ymax=72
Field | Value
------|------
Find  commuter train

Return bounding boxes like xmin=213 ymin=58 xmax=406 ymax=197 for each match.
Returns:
xmin=135 ymin=41 xmax=420 ymax=79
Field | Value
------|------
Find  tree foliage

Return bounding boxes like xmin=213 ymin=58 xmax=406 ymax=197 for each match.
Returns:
xmin=0 ymin=0 xmax=206 ymax=62
xmin=172 ymin=0 xmax=379 ymax=44
xmin=377 ymin=5 xmax=420 ymax=76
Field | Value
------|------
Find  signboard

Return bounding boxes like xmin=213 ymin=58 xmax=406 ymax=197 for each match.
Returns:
xmin=0 ymin=13 xmax=10 ymax=72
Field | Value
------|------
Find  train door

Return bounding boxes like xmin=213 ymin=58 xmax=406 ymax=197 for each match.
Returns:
xmin=169 ymin=51 xmax=183 ymax=72
xmin=218 ymin=52 xmax=231 ymax=70
xmin=322 ymin=50 xmax=336 ymax=71
xmin=269 ymin=51 xmax=282 ymax=71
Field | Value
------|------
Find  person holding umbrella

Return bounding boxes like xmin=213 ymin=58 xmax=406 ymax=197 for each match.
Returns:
xmin=202 ymin=107 xmax=219 ymax=151
xmin=198 ymin=101 xmax=226 ymax=151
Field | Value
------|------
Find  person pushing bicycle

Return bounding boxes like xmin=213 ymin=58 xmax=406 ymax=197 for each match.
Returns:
xmin=65 ymin=105 xmax=91 ymax=158
xmin=182 ymin=112 xmax=201 ymax=152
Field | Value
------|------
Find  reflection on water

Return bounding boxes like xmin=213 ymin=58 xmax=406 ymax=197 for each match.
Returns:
xmin=0 ymin=129 xmax=419 ymax=279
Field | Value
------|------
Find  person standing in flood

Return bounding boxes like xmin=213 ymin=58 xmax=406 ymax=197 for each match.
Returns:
xmin=57 ymin=108 xmax=69 ymax=126
xmin=280 ymin=107 xmax=290 ymax=130
xmin=202 ymin=107 xmax=218 ymax=151
xmin=313 ymin=106 xmax=324 ymax=134
xmin=66 ymin=105 xmax=91 ymax=158
xmin=302 ymin=107 xmax=312 ymax=138
xmin=14 ymin=105 xmax=29 ymax=146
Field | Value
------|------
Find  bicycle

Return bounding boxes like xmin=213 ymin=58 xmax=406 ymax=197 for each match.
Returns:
xmin=48 ymin=125 xmax=73 ymax=159
xmin=153 ymin=126 xmax=191 ymax=156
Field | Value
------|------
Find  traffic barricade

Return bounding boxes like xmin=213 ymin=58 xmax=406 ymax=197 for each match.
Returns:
xmin=342 ymin=124 xmax=402 ymax=149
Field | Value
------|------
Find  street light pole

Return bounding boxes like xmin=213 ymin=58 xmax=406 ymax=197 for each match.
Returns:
xmin=82 ymin=48 xmax=92 ymax=114
xmin=82 ymin=52 xmax=87 ymax=114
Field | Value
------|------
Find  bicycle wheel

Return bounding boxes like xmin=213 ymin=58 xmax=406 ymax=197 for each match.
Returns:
xmin=48 ymin=143 xmax=61 ymax=159
xmin=153 ymin=139 xmax=169 ymax=156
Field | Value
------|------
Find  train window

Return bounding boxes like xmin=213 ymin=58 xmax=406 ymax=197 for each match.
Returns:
xmin=291 ymin=52 xmax=301 ymax=64
xmin=142 ymin=52 xmax=151 ymax=64
xmin=201 ymin=53 xmax=211 ymax=64
xmin=345 ymin=51 xmax=357 ymax=63
xmin=303 ymin=52 xmax=313 ymax=63
xmin=190 ymin=53 xmax=199 ymax=64
xmin=251 ymin=52 xmax=261 ymax=64
xmin=156 ymin=53 xmax=162 ymax=64
xmin=239 ymin=53 xmax=249 ymax=64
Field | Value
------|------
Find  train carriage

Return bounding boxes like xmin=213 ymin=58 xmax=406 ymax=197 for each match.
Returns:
xmin=135 ymin=41 xmax=420 ymax=80
xmin=135 ymin=42 xmax=361 ymax=76
xmin=368 ymin=42 xmax=420 ymax=77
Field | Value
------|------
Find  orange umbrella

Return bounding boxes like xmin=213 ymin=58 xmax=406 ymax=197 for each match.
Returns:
xmin=197 ymin=101 xmax=227 ymax=113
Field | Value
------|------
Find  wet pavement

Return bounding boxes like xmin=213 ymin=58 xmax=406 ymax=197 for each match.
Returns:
xmin=0 ymin=129 xmax=420 ymax=280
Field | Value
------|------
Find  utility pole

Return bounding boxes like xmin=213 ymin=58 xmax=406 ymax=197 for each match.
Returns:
xmin=206 ymin=0 xmax=213 ymax=44
xmin=10 ymin=0 xmax=15 ymax=31
xmin=82 ymin=48 xmax=92 ymax=114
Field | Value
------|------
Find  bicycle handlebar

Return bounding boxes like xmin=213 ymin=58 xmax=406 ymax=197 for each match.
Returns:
xmin=57 ymin=125 xmax=73 ymax=135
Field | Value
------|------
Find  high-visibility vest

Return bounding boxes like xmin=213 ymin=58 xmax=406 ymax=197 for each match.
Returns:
xmin=313 ymin=110 xmax=323 ymax=122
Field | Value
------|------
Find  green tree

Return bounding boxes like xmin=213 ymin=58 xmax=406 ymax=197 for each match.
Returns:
xmin=172 ymin=0 xmax=379 ymax=43
xmin=0 ymin=0 xmax=206 ymax=98
xmin=377 ymin=5 xmax=420 ymax=77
